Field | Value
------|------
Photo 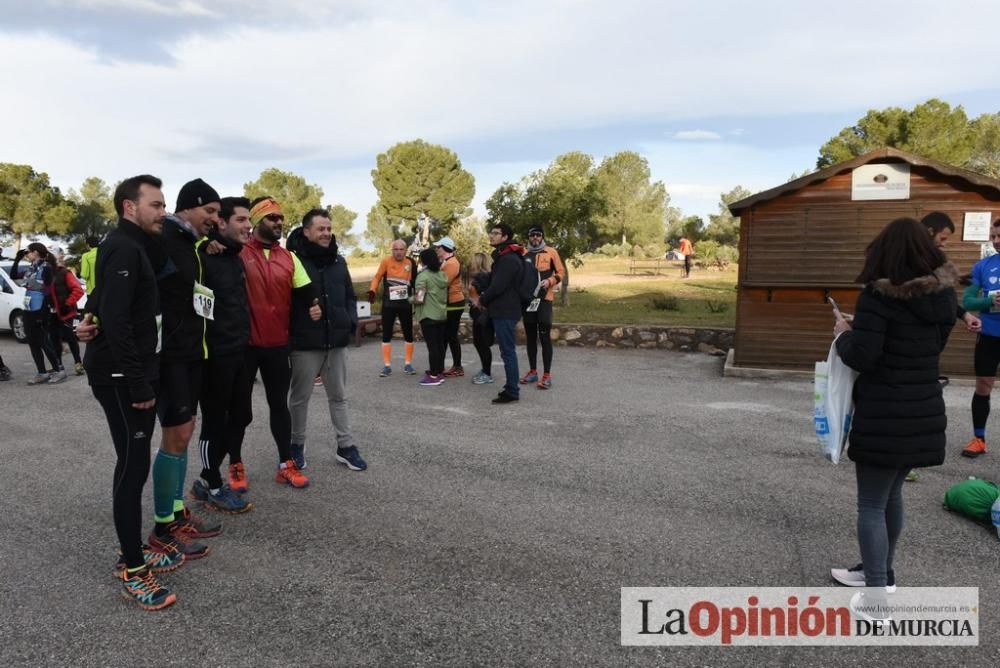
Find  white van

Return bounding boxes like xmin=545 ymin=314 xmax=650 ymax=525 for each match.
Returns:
xmin=0 ymin=260 xmax=87 ymax=343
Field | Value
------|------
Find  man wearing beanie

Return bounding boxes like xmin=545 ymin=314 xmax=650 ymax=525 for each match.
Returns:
xmin=239 ymin=196 xmax=319 ymax=489
xmin=519 ymin=225 xmax=565 ymax=390
xmin=146 ymin=177 xmax=223 ymax=560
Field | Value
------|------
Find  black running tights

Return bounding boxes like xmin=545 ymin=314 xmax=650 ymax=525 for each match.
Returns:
xmin=198 ymin=352 xmax=253 ymax=488
xmin=93 ymin=384 xmax=157 ymax=569
xmin=244 ymin=345 xmax=292 ymax=462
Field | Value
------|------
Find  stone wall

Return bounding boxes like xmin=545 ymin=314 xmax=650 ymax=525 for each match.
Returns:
xmin=366 ymin=319 xmax=734 ymax=356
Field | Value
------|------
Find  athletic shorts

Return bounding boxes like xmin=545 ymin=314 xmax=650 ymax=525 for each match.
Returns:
xmin=522 ymin=300 xmax=553 ymax=326
xmin=156 ymin=359 xmax=204 ymax=427
xmin=974 ymin=334 xmax=1000 ymax=377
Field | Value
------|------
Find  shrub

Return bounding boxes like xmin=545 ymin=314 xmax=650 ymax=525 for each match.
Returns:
xmin=650 ymin=294 xmax=680 ymax=311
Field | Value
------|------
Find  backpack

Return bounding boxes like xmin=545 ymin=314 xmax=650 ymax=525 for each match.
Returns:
xmin=517 ymin=254 xmax=542 ymax=305
xmin=943 ymin=478 xmax=999 ymax=525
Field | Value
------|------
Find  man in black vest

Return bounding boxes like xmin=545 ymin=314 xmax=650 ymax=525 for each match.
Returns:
xmin=286 ymin=209 xmax=367 ymax=472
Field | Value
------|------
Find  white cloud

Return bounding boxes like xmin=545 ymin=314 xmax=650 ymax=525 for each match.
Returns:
xmin=54 ymin=0 xmax=218 ymax=16
xmin=673 ymin=130 xmax=723 ymax=141
xmin=1 ymin=0 xmax=999 ymax=227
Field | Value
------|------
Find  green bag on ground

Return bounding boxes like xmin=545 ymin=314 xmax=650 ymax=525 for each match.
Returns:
xmin=943 ymin=478 xmax=999 ymax=524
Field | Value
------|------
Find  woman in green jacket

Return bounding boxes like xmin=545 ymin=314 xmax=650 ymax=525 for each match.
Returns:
xmin=414 ymin=247 xmax=449 ymax=386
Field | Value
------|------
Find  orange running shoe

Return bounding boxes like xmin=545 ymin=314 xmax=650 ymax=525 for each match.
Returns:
xmin=275 ymin=460 xmax=310 ymax=488
xmin=228 ymin=462 xmax=248 ymax=493
xmin=962 ymin=437 xmax=987 ymax=458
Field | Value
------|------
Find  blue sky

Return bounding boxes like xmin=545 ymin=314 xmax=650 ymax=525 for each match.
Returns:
xmin=1 ymin=0 xmax=998 ymax=241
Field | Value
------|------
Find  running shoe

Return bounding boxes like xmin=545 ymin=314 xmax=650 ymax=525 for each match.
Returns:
xmin=149 ymin=529 xmax=208 ymax=561
xmin=173 ymin=506 xmax=223 ymax=538
xmin=537 ymin=373 xmax=552 ymax=390
xmin=191 ymin=480 xmax=252 ymax=514
xmin=48 ymin=369 xmax=68 ymax=384
xmin=472 ymin=372 xmax=494 ymax=385
xmin=379 ymin=366 xmax=392 ymax=377
xmin=275 ymin=460 xmax=310 ymax=488
xmin=403 ymin=364 xmax=417 ymax=375
xmin=962 ymin=437 xmax=987 ymax=458
xmin=519 ymin=369 xmax=538 ymax=384
xmin=119 ymin=567 xmax=177 ymax=611
xmin=419 ymin=373 xmax=444 ymax=386
xmin=290 ymin=443 xmax=307 ymax=469
xmin=0 ymin=365 xmax=11 ymax=381
xmin=443 ymin=366 xmax=465 ymax=378
xmin=74 ymin=362 xmax=85 ymax=376
xmin=336 ymin=446 xmax=368 ymax=471
xmin=492 ymin=391 xmax=519 ymax=404
xmin=26 ymin=373 xmax=50 ymax=385
xmin=313 ymin=375 xmax=323 ymax=386
xmin=831 ymin=563 xmax=896 ymax=593
xmin=228 ymin=462 xmax=248 ymax=493
xmin=905 ymin=470 xmax=919 ymax=482
xmin=849 ymin=592 xmax=892 ymax=623
xmin=115 ymin=544 xmax=185 ymax=575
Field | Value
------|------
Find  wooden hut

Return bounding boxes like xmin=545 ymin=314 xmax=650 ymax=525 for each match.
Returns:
xmin=727 ymin=147 xmax=1000 ymax=377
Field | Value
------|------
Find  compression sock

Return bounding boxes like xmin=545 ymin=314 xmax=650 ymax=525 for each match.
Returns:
xmin=405 ymin=342 xmax=415 ymax=365
xmin=152 ymin=449 xmax=182 ymax=525
xmin=382 ymin=343 xmax=392 ymax=366
xmin=173 ymin=449 xmax=187 ymax=511
xmin=972 ymin=393 xmax=990 ymax=439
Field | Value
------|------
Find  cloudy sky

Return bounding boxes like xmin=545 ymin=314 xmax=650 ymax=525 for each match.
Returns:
xmin=1 ymin=0 xmax=998 ymax=239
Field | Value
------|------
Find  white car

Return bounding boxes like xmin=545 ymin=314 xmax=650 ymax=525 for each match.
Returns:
xmin=0 ymin=260 xmax=87 ymax=343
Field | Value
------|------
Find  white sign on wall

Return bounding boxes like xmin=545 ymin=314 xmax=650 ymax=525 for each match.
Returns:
xmin=851 ymin=164 xmax=911 ymax=201
xmin=964 ymin=212 xmax=992 ymax=242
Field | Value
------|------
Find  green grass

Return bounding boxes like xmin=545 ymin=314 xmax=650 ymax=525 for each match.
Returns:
xmin=554 ymin=275 xmax=737 ymax=327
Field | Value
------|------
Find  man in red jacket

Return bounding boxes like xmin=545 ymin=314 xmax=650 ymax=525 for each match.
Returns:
xmin=49 ymin=262 xmax=86 ymax=375
xmin=238 ymin=196 xmax=319 ymax=489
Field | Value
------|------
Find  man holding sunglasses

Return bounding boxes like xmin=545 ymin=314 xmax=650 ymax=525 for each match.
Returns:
xmin=239 ymin=197 xmax=319 ymax=489
xmin=520 ymin=226 xmax=565 ymax=390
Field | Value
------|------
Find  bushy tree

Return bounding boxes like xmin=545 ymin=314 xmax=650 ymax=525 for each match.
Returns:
xmin=371 ymin=139 xmax=475 ymax=242
xmin=325 ymin=203 xmax=358 ymax=249
xmin=0 ymin=163 xmax=76 ymax=246
xmin=363 ymin=205 xmax=395 ymax=252
xmin=592 ymin=151 xmax=667 ymax=248
xmin=703 ymin=185 xmax=752 ymax=246
xmin=244 ymin=168 xmax=324 ymax=231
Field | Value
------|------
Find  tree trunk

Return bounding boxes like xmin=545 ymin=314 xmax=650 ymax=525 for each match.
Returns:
xmin=560 ymin=264 xmax=570 ymax=306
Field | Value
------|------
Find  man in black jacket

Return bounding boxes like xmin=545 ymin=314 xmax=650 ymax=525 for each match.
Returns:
xmin=479 ymin=223 xmax=525 ymax=404
xmin=144 ymin=178 xmax=223 ymax=560
xmin=84 ymin=174 xmax=183 ymax=610
xmin=286 ymin=209 xmax=367 ymax=472
xmin=190 ymin=197 xmax=253 ymax=513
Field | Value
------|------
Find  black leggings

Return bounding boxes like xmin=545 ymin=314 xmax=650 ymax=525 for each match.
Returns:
xmin=245 ymin=345 xmax=292 ymax=462
xmin=93 ymin=384 xmax=158 ymax=569
xmin=420 ymin=319 xmax=447 ymax=376
xmin=50 ymin=315 xmax=81 ymax=365
xmin=470 ymin=309 xmax=494 ymax=374
xmin=198 ymin=352 xmax=253 ymax=488
xmin=445 ymin=302 xmax=464 ymax=367
xmin=524 ymin=322 xmax=553 ymax=373
xmin=382 ymin=306 xmax=414 ymax=343
xmin=25 ymin=310 xmax=60 ymax=374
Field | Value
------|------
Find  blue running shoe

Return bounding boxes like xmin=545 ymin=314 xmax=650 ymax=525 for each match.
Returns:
xmin=404 ymin=364 xmax=417 ymax=375
xmin=472 ymin=372 xmax=494 ymax=385
xmin=336 ymin=446 xmax=368 ymax=471
xmin=115 ymin=544 xmax=185 ymax=575
xmin=191 ymin=480 xmax=252 ymax=514
xmin=120 ymin=567 xmax=177 ymax=611
xmin=519 ymin=370 xmax=538 ymax=384
xmin=290 ymin=443 xmax=307 ymax=469
xmin=419 ymin=373 xmax=444 ymax=386
xmin=379 ymin=366 xmax=392 ymax=377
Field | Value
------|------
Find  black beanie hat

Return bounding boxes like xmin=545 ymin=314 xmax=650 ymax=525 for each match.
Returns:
xmin=528 ymin=225 xmax=544 ymax=236
xmin=175 ymin=178 xmax=221 ymax=212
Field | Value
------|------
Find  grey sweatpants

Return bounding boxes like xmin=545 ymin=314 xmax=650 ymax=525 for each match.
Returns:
xmin=289 ymin=348 xmax=353 ymax=449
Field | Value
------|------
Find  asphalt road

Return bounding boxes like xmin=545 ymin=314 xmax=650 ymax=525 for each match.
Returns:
xmin=1 ymin=334 xmax=998 ymax=667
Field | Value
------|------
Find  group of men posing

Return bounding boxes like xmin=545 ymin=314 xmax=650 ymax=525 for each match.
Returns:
xmin=85 ymin=175 xmax=566 ymax=611
xmin=83 ymin=176 xmax=367 ymax=610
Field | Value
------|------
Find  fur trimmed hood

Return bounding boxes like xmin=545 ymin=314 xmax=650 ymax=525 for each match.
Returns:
xmin=870 ymin=262 xmax=959 ymax=300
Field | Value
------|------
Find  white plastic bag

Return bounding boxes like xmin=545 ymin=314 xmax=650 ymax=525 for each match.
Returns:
xmin=813 ymin=335 xmax=858 ymax=464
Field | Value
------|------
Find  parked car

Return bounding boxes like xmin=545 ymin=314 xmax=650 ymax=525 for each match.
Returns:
xmin=0 ymin=260 xmax=87 ymax=343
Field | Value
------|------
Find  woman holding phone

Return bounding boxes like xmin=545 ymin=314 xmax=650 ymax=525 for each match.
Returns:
xmin=829 ymin=217 xmax=958 ymax=621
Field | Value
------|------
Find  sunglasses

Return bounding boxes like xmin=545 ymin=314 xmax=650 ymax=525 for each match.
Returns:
xmin=264 ymin=214 xmax=285 ymax=222
xmin=528 ymin=232 xmax=543 ymax=237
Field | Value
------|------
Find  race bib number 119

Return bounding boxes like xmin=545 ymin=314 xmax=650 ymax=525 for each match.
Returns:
xmin=193 ymin=282 xmax=215 ymax=320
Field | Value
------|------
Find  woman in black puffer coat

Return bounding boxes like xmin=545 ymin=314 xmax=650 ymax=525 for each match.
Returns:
xmin=830 ymin=218 xmax=957 ymax=612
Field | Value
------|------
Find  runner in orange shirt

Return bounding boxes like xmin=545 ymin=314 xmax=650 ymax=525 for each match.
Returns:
xmin=368 ymin=240 xmax=418 ymax=376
